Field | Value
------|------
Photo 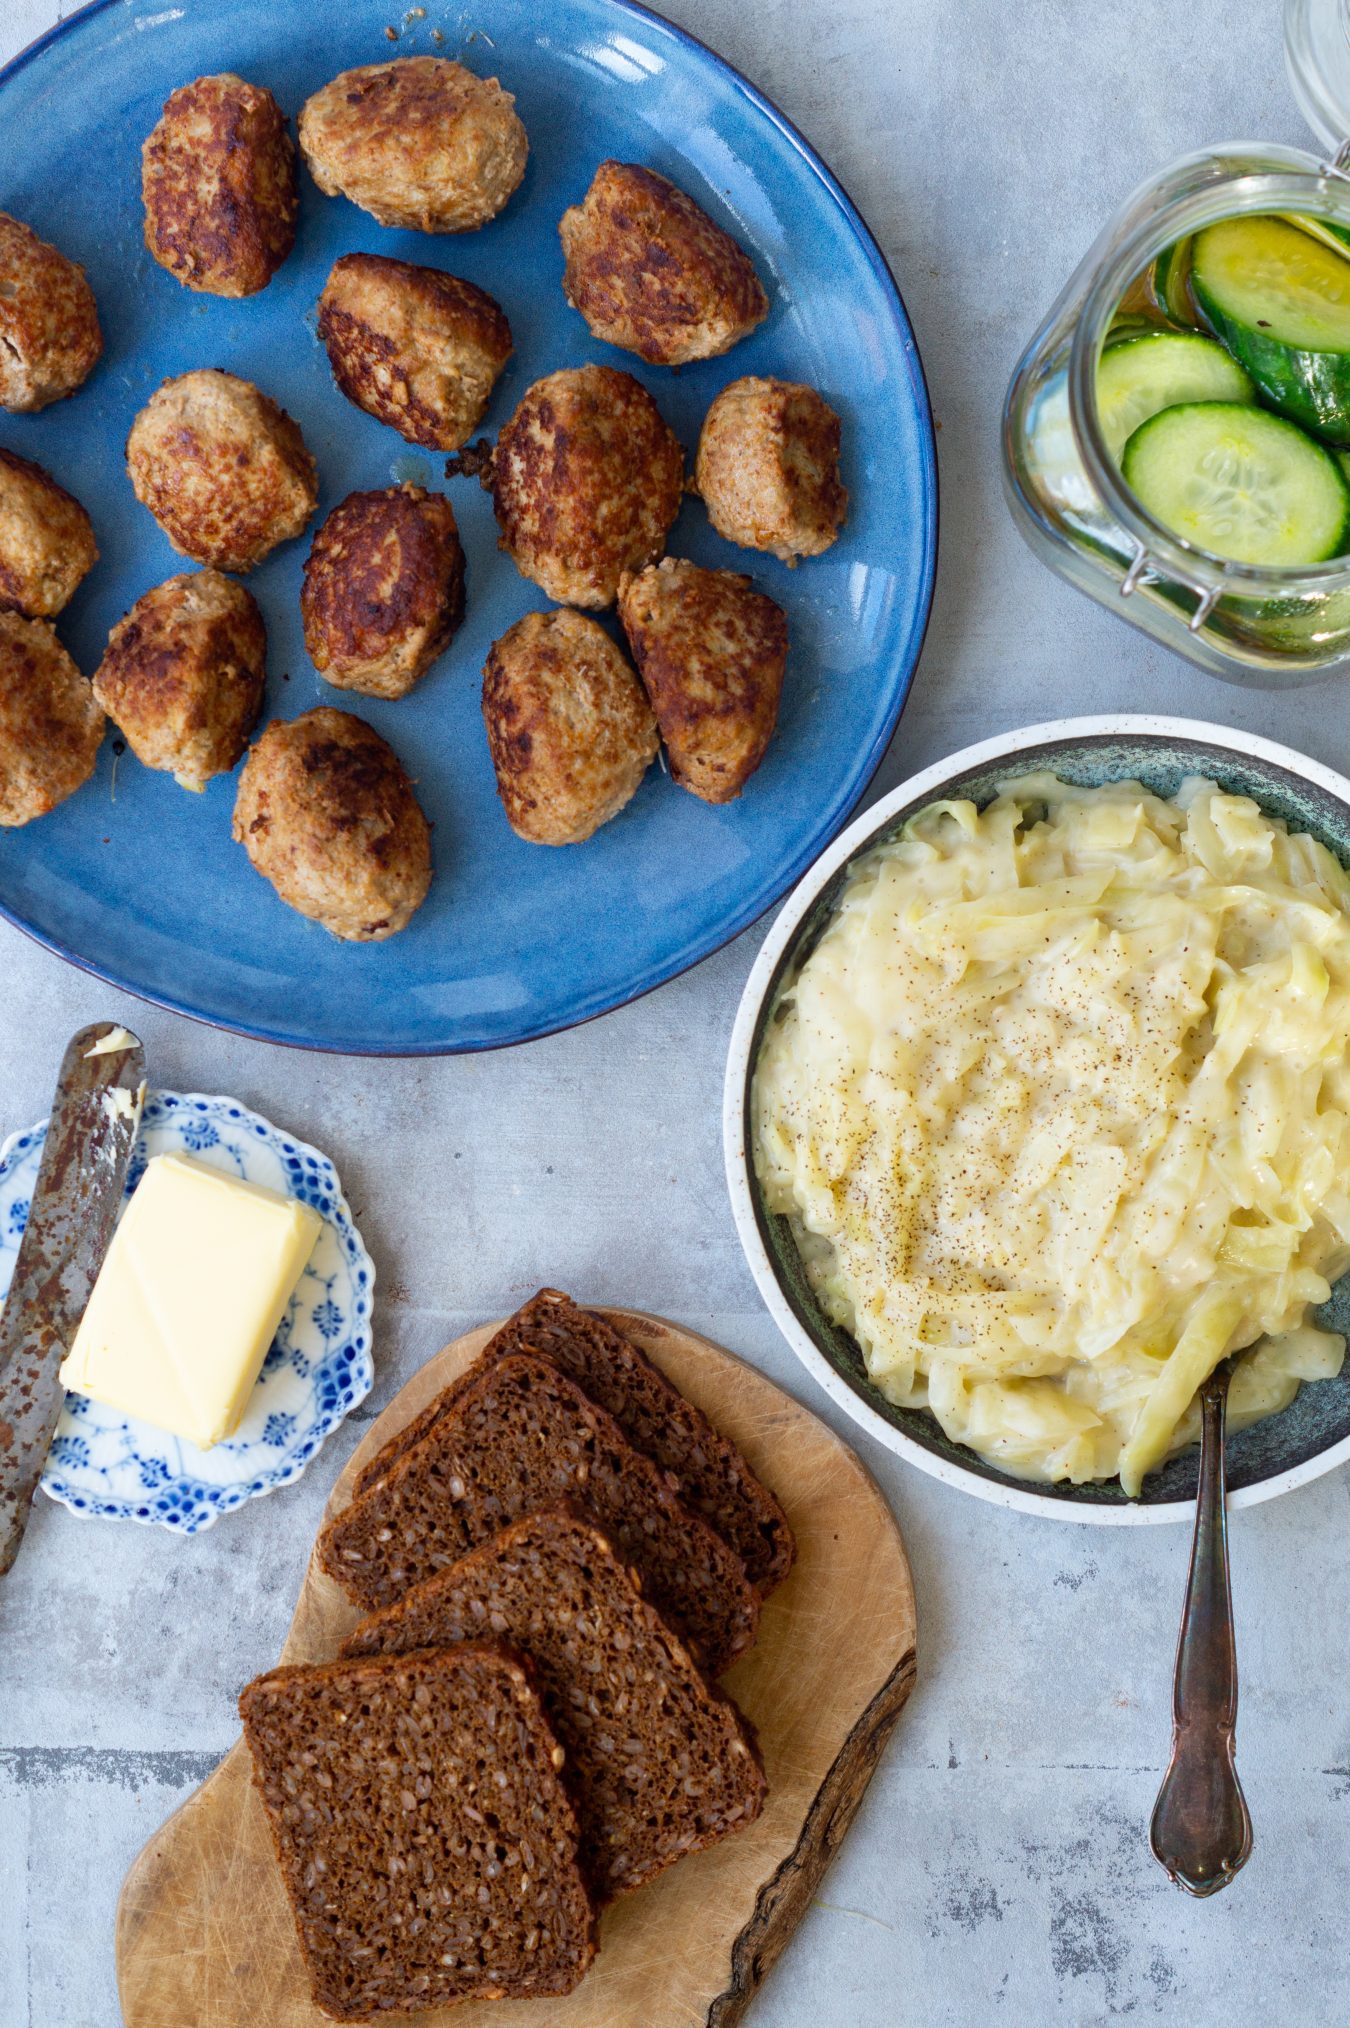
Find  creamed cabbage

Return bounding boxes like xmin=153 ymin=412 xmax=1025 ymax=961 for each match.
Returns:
xmin=754 ymin=774 xmax=1350 ymax=1493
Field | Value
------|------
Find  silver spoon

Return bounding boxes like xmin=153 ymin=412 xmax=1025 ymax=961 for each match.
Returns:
xmin=1149 ymin=1358 xmax=1253 ymax=1896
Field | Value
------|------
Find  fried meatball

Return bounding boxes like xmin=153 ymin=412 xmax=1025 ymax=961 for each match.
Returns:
xmin=0 ymin=450 xmax=98 ymax=618
xmin=559 ymin=161 xmax=768 ymax=367
xmin=0 ymin=213 xmax=102 ymax=414
xmin=485 ymin=365 xmax=683 ymax=609
xmin=302 ymin=485 xmax=465 ymax=700
xmin=126 ymin=369 xmax=318 ymax=572
xmin=618 ymin=558 xmax=787 ymax=803
xmin=233 ymin=708 xmax=431 ymax=940
xmin=141 ymin=73 xmax=298 ymax=298
xmin=317 ymin=253 xmax=511 ymax=451
xmin=482 ymin=608 xmax=657 ymax=845
xmin=694 ymin=376 xmax=847 ymax=562
xmin=298 ymin=57 xmax=527 ymax=233
xmin=92 ymin=571 xmax=266 ymax=791
xmin=0 ymin=611 xmax=103 ymax=826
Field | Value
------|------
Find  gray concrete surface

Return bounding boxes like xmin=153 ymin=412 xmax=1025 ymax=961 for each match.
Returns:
xmin=3 ymin=0 xmax=1349 ymax=2023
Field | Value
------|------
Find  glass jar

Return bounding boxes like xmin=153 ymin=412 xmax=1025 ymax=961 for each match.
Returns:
xmin=1003 ymin=0 xmax=1350 ymax=687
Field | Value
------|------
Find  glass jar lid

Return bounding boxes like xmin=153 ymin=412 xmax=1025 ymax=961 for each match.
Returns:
xmin=1286 ymin=0 xmax=1350 ymax=152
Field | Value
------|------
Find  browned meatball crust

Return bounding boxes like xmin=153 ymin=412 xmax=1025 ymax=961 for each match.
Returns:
xmin=618 ymin=558 xmax=787 ymax=804
xmin=483 ymin=608 xmax=657 ymax=845
xmin=0 ymin=611 xmax=103 ymax=826
xmin=126 ymin=369 xmax=318 ymax=572
xmin=485 ymin=366 xmax=684 ymax=609
xmin=559 ymin=161 xmax=768 ymax=367
xmin=302 ymin=486 xmax=465 ymax=700
xmin=142 ymin=73 xmax=298 ymax=298
xmin=0 ymin=450 xmax=98 ymax=618
xmin=298 ymin=58 xmax=528 ymax=233
xmin=317 ymin=254 xmax=511 ymax=451
xmin=92 ymin=570 xmax=266 ymax=791
xmin=0 ymin=213 xmax=102 ymax=414
xmin=233 ymin=707 xmax=431 ymax=941
xmin=695 ymin=376 xmax=847 ymax=562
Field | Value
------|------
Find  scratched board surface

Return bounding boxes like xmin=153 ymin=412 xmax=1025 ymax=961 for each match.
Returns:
xmin=115 ymin=1310 xmax=919 ymax=2026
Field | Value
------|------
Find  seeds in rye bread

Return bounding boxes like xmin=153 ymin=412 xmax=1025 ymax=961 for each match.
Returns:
xmin=342 ymin=1501 xmax=767 ymax=1898
xmin=319 ymin=1349 xmax=759 ymax=1675
xmin=355 ymin=1287 xmax=795 ymax=1594
xmin=239 ymin=1642 xmax=596 ymax=2019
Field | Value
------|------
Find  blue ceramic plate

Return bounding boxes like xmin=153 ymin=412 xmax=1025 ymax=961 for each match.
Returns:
xmin=0 ymin=1090 xmax=374 ymax=1532
xmin=0 ymin=0 xmax=935 ymax=1054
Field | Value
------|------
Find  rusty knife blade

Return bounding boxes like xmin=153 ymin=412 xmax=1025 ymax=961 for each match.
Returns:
xmin=0 ymin=1022 xmax=146 ymax=1576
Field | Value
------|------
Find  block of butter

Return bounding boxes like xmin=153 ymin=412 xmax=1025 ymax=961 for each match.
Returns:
xmin=60 ymin=1153 xmax=323 ymax=1450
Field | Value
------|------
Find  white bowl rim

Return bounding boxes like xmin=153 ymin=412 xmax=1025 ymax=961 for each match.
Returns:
xmin=724 ymin=711 xmax=1350 ymax=1526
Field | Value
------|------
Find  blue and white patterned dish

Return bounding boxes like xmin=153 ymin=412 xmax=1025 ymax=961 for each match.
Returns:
xmin=0 ymin=1092 xmax=374 ymax=1533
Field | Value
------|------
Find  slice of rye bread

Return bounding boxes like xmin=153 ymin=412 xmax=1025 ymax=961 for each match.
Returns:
xmin=238 ymin=1643 xmax=597 ymax=2021
xmin=319 ymin=1351 xmax=759 ymax=1676
xmin=341 ymin=1502 xmax=767 ymax=1900
xmin=353 ymin=1288 xmax=795 ymax=1594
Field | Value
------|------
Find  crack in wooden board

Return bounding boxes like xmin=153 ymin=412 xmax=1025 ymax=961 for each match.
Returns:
xmin=115 ymin=1311 xmax=918 ymax=2027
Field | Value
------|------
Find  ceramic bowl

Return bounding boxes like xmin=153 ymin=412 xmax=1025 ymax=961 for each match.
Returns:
xmin=725 ymin=715 xmax=1350 ymax=1524
xmin=0 ymin=1092 xmax=374 ymax=1532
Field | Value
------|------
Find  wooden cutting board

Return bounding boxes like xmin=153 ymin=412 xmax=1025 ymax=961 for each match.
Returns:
xmin=116 ymin=1309 xmax=918 ymax=2028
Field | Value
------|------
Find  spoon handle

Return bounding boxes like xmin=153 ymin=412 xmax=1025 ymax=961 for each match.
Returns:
xmin=1149 ymin=1363 xmax=1253 ymax=1896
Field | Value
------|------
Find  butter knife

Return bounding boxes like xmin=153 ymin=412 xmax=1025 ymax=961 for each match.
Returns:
xmin=0 ymin=1023 xmax=145 ymax=1576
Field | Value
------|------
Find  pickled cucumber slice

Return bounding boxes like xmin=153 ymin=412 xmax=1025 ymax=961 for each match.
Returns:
xmin=1097 ymin=332 xmax=1254 ymax=461
xmin=1280 ymin=213 xmax=1350 ymax=260
xmin=1153 ymin=237 xmax=1199 ymax=326
xmin=1191 ymin=216 xmax=1350 ymax=442
xmin=1120 ymin=402 xmax=1350 ymax=565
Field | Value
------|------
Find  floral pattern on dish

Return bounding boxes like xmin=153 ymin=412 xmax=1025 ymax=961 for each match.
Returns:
xmin=0 ymin=1091 xmax=374 ymax=1534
